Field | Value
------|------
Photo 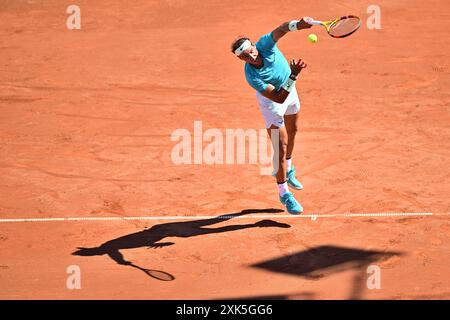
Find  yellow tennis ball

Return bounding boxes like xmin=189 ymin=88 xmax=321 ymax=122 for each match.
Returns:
xmin=308 ymin=33 xmax=318 ymax=43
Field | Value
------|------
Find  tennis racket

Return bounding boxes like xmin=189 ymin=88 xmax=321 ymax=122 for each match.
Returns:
xmin=130 ymin=263 xmax=175 ymax=281
xmin=305 ymin=15 xmax=361 ymax=38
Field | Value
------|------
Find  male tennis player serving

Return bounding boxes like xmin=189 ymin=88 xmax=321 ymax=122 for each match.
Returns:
xmin=231 ymin=18 xmax=313 ymax=214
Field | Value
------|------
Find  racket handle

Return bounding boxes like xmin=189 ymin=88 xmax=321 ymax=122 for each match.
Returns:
xmin=303 ymin=16 xmax=322 ymax=26
xmin=308 ymin=19 xmax=323 ymax=26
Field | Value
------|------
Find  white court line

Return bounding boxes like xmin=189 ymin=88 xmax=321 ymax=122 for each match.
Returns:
xmin=0 ymin=212 xmax=447 ymax=223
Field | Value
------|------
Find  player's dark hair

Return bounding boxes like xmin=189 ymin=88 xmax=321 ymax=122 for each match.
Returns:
xmin=231 ymin=36 xmax=250 ymax=53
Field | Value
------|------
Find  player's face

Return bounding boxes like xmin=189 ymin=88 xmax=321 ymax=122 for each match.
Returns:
xmin=238 ymin=44 xmax=259 ymax=63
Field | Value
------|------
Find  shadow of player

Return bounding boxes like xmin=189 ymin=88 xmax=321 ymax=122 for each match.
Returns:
xmin=251 ymin=245 xmax=403 ymax=299
xmin=73 ymin=208 xmax=289 ymax=281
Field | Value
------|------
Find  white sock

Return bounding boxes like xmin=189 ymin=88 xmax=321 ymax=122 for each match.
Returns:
xmin=286 ymin=158 xmax=292 ymax=172
xmin=277 ymin=181 xmax=289 ymax=196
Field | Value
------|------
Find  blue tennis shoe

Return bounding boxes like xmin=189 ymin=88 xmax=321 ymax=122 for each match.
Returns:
xmin=287 ymin=166 xmax=303 ymax=190
xmin=279 ymin=192 xmax=303 ymax=214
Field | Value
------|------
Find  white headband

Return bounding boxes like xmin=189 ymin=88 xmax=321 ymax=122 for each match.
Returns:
xmin=234 ymin=39 xmax=251 ymax=56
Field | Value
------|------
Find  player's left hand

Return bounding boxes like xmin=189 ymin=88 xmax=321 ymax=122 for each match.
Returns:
xmin=290 ymin=58 xmax=307 ymax=76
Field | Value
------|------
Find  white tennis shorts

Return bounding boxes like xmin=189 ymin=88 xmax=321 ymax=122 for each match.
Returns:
xmin=256 ymin=87 xmax=301 ymax=128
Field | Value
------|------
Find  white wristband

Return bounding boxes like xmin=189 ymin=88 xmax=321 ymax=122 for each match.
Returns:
xmin=288 ymin=20 xmax=299 ymax=31
xmin=282 ymin=77 xmax=296 ymax=92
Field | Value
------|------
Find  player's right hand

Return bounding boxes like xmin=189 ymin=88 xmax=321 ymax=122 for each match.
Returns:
xmin=148 ymin=242 xmax=175 ymax=249
xmin=298 ymin=17 xmax=314 ymax=29
xmin=290 ymin=58 xmax=307 ymax=76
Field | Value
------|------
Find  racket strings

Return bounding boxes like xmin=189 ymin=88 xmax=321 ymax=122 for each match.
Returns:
xmin=329 ymin=17 xmax=361 ymax=37
xmin=130 ymin=263 xmax=175 ymax=281
xmin=145 ymin=269 xmax=175 ymax=281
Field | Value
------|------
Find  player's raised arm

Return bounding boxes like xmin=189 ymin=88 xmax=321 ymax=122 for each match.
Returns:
xmin=271 ymin=17 xmax=313 ymax=43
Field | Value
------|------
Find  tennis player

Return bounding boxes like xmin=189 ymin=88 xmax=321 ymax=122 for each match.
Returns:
xmin=231 ymin=18 xmax=312 ymax=214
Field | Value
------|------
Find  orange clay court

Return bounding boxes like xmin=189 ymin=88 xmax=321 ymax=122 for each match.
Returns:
xmin=0 ymin=0 xmax=449 ymax=299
